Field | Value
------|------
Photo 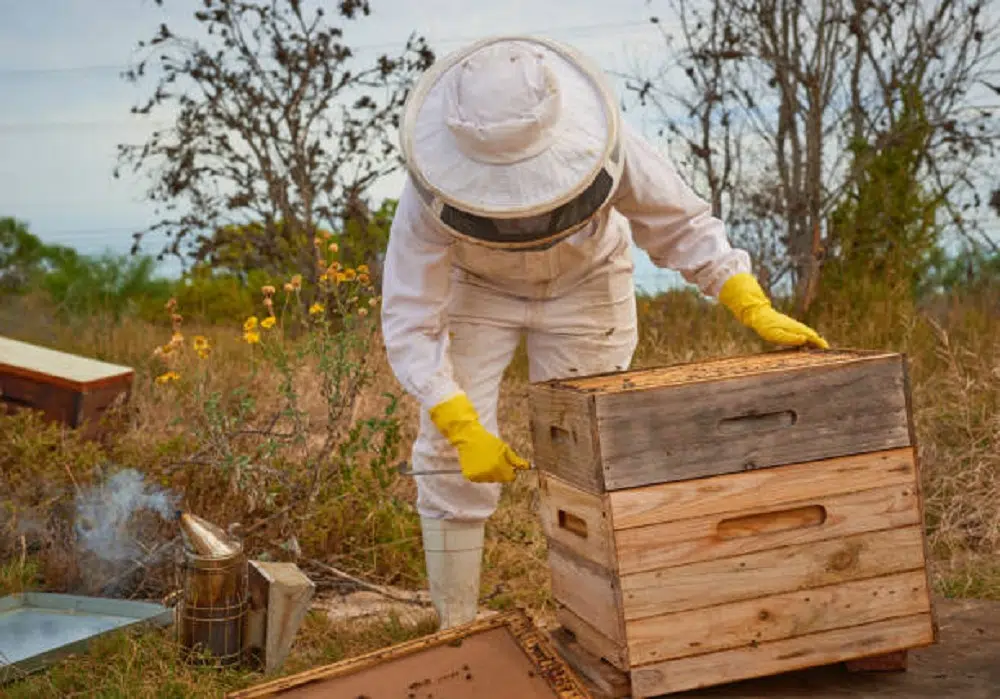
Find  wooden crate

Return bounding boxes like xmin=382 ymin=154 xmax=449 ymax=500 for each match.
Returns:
xmin=0 ymin=335 xmax=134 ymax=438
xmin=528 ymin=349 xmax=937 ymax=697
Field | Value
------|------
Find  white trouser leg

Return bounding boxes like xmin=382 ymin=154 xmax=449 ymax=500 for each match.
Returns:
xmin=410 ymin=278 xmax=525 ymax=627
xmin=420 ymin=517 xmax=486 ymax=629
xmin=526 ymin=264 xmax=639 ymax=383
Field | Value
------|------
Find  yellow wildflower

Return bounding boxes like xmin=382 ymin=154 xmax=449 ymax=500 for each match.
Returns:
xmin=261 ymin=316 xmax=276 ymax=329
xmin=193 ymin=336 xmax=209 ymax=351
xmin=328 ymin=261 xmax=341 ymax=273
xmin=309 ymin=302 xmax=325 ymax=316
xmin=244 ymin=330 xmax=261 ymax=344
xmin=358 ymin=273 xmax=370 ymax=286
xmin=155 ymin=371 xmax=180 ymax=385
xmin=335 ymin=272 xmax=347 ymax=284
xmin=344 ymin=268 xmax=357 ymax=281
xmin=357 ymin=264 xmax=369 ymax=274
xmin=244 ymin=316 xmax=258 ymax=332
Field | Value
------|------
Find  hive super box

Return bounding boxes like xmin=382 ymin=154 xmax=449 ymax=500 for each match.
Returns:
xmin=0 ymin=335 xmax=134 ymax=438
xmin=528 ymin=349 xmax=937 ymax=697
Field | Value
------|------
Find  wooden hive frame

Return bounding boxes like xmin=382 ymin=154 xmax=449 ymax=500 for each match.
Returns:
xmin=528 ymin=349 xmax=938 ymax=697
xmin=226 ymin=609 xmax=594 ymax=698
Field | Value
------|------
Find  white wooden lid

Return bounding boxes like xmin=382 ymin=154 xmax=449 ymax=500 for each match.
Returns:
xmin=0 ymin=335 xmax=134 ymax=389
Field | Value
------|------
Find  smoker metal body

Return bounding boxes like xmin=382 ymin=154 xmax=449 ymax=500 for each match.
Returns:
xmin=177 ymin=545 xmax=250 ymax=667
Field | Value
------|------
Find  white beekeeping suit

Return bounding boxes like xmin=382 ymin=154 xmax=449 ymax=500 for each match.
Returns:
xmin=380 ymin=36 xmax=827 ymax=629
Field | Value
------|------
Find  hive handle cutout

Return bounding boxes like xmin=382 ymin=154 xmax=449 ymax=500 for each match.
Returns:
xmin=717 ymin=409 xmax=797 ymax=435
xmin=716 ymin=504 xmax=827 ymax=539
xmin=549 ymin=425 xmax=572 ymax=444
xmin=557 ymin=509 xmax=588 ymax=539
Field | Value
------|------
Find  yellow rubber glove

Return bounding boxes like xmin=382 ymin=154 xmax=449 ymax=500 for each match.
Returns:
xmin=429 ymin=392 xmax=530 ymax=483
xmin=719 ymin=273 xmax=829 ymax=349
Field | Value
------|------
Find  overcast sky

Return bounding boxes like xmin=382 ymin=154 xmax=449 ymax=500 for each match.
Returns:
xmin=0 ymin=0 xmax=696 ymax=290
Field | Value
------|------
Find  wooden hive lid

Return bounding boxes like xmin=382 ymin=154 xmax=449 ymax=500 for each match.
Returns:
xmin=0 ymin=335 xmax=134 ymax=391
xmin=540 ymin=348 xmax=902 ymax=395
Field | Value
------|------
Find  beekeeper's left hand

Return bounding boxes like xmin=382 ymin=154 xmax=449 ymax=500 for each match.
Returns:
xmin=719 ymin=273 xmax=829 ymax=349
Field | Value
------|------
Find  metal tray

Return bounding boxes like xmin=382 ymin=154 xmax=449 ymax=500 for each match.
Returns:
xmin=0 ymin=592 xmax=173 ymax=682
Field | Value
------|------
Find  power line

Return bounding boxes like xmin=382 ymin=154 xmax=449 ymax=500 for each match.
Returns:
xmin=0 ymin=118 xmax=173 ymax=132
xmin=0 ymin=21 xmax=657 ymax=132
xmin=0 ymin=20 xmax=655 ymax=78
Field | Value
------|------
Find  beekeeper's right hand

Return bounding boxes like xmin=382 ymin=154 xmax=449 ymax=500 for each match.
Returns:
xmin=430 ymin=392 xmax=530 ymax=483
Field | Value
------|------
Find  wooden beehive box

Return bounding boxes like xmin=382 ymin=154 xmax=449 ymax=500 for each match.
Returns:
xmin=0 ymin=335 xmax=134 ymax=438
xmin=528 ymin=349 xmax=937 ymax=698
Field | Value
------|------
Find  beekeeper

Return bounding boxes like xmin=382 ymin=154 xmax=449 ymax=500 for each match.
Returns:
xmin=380 ymin=35 xmax=827 ymax=629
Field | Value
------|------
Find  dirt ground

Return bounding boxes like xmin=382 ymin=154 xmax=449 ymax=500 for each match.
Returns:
xmin=670 ymin=597 xmax=1000 ymax=699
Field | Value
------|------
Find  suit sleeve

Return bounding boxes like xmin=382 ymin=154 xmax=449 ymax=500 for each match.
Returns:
xmin=612 ymin=121 xmax=752 ymax=297
xmin=379 ymin=176 xmax=463 ymax=411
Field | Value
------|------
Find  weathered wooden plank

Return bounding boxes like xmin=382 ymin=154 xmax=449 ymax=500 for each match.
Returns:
xmin=594 ymin=354 xmax=910 ymax=489
xmin=610 ymin=448 xmax=917 ymax=531
xmin=555 ymin=604 xmax=629 ymax=672
xmin=549 ymin=626 xmax=631 ymax=698
xmin=629 ymin=612 xmax=935 ymax=698
xmin=626 ymin=570 xmax=931 ymax=665
xmin=0 ymin=372 xmax=77 ymax=423
xmin=547 ymin=540 xmax=625 ymax=644
xmin=550 ymin=349 xmax=897 ymax=393
xmin=528 ymin=385 xmax=604 ymax=493
xmin=538 ymin=473 xmax=615 ymax=570
xmin=615 ymin=482 xmax=920 ymax=575
xmin=901 ymin=354 xmax=943 ymax=645
xmin=845 ymin=649 xmax=909 ymax=672
xmin=621 ymin=525 xmax=927 ymax=621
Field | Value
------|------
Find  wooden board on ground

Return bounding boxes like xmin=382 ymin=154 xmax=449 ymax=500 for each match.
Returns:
xmin=0 ymin=335 xmax=134 ymax=437
xmin=226 ymin=609 xmax=593 ymax=699
xmin=552 ymin=597 xmax=998 ymax=699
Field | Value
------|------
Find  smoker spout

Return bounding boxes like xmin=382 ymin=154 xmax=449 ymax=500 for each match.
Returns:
xmin=179 ymin=512 xmax=240 ymax=557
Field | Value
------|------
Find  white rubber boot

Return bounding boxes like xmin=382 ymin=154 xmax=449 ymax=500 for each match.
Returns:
xmin=420 ymin=517 xmax=485 ymax=630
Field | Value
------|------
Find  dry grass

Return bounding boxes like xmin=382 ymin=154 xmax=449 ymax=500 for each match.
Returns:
xmin=2 ymin=611 xmax=438 ymax=698
xmin=1 ymin=284 xmax=998 ymax=695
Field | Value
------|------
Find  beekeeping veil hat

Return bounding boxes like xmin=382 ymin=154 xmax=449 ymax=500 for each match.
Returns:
xmin=400 ymin=35 xmax=623 ymax=250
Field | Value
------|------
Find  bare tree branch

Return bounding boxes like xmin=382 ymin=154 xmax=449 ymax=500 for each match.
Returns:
xmin=114 ymin=0 xmax=434 ymax=280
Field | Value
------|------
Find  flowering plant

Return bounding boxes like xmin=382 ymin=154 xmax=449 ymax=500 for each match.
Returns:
xmin=146 ymin=240 xmax=414 ymax=578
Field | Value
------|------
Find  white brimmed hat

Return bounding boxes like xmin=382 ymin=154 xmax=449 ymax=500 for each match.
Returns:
xmin=400 ymin=35 xmax=623 ymax=250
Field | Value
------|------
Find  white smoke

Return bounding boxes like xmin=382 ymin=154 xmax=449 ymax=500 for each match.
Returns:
xmin=74 ymin=468 xmax=179 ymax=563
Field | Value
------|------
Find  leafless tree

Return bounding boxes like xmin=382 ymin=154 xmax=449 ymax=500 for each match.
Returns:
xmin=114 ymin=0 xmax=434 ymax=280
xmin=625 ymin=0 xmax=1000 ymax=308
